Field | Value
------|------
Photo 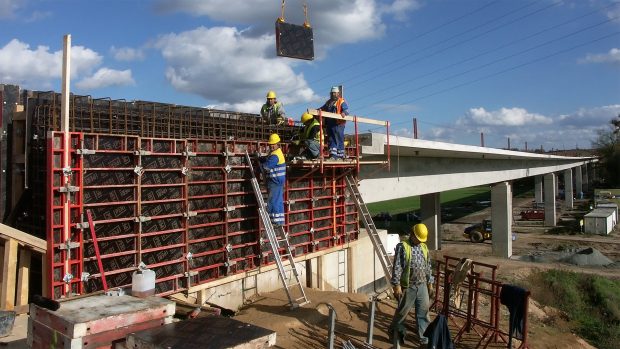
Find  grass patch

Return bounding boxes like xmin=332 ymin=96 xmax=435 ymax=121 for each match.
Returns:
xmin=366 ymin=186 xmax=490 ymax=215
xmin=527 ymin=269 xmax=620 ymax=349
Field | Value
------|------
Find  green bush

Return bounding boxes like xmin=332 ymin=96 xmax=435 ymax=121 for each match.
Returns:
xmin=529 ymin=270 xmax=620 ymax=349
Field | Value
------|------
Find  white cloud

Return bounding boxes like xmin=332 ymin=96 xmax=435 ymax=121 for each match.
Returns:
xmin=110 ymin=46 xmax=145 ymax=61
xmin=153 ymin=0 xmax=419 ymax=50
xmin=0 ymin=0 xmax=24 ymax=19
xmin=76 ymin=68 xmax=135 ymax=90
xmin=579 ymin=48 xmax=620 ymax=65
xmin=0 ymin=39 xmax=102 ymax=86
xmin=430 ymin=105 xmax=620 ymax=149
xmin=25 ymin=10 xmax=51 ymax=22
xmin=462 ymin=107 xmax=553 ymax=126
xmin=154 ymin=26 xmax=319 ymax=113
xmin=380 ymin=0 xmax=422 ymax=22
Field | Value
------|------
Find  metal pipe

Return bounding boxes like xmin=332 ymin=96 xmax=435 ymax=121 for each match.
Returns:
xmin=327 ymin=304 xmax=336 ymax=349
xmin=366 ymin=298 xmax=376 ymax=344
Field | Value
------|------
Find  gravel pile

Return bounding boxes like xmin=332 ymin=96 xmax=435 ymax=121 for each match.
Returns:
xmin=559 ymin=247 xmax=614 ymax=266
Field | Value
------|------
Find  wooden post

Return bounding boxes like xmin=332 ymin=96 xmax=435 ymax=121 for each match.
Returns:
xmin=1 ymin=239 xmax=18 ymax=310
xmin=16 ymin=248 xmax=31 ymax=307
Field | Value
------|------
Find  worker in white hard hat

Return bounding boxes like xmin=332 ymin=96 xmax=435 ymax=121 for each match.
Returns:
xmin=319 ymin=86 xmax=348 ymax=159
xmin=389 ymin=223 xmax=433 ymax=347
xmin=260 ymin=91 xmax=286 ymax=125
xmin=293 ymin=112 xmax=321 ymax=159
xmin=259 ymin=133 xmax=286 ymax=226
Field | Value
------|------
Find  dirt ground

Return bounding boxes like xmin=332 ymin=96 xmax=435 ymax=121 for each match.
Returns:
xmin=234 ymin=197 xmax=618 ymax=349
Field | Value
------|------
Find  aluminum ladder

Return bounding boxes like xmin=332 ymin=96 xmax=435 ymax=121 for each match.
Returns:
xmin=345 ymin=175 xmax=393 ymax=287
xmin=245 ymin=152 xmax=309 ymax=308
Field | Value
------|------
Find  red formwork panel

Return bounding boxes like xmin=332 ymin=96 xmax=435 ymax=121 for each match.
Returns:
xmin=47 ymin=132 xmax=84 ymax=299
xmin=47 ymin=132 xmax=359 ymax=299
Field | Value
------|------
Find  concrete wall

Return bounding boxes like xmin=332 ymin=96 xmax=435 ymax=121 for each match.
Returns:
xmin=190 ymin=229 xmax=388 ymax=310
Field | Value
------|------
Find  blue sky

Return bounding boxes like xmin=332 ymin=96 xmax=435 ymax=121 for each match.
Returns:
xmin=1 ymin=0 xmax=619 ymax=150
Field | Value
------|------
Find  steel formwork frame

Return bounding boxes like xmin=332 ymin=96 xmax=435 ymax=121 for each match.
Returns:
xmin=45 ymin=131 xmax=359 ymax=299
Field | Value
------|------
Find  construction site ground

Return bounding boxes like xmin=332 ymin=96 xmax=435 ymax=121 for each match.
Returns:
xmin=3 ymin=197 xmax=617 ymax=348
xmin=233 ymin=197 xmax=617 ymax=349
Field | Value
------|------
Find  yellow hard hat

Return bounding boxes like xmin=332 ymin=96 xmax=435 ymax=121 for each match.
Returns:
xmin=268 ymin=133 xmax=281 ymax=144
xmin=412 ymin=223 xmax=428 ymax=242
xmin=266 ymin=91 xmax=277 ymax=99
xmin=301 ymin=112 xmax=313 ymax=124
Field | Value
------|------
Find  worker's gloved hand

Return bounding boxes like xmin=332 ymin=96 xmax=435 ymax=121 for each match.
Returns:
xmin=393 ymin=285 xmax=402 ymax=300
xmin=292 ymin=140 xmax=300 ymax=146
xmin=276 ymin=117 xmax=285 ymax=126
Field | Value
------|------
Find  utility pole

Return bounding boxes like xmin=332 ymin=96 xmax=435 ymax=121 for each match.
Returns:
xmin=480 ymin=132 xmax=484 ymax=147
xmin=413 ymin=117 xmax=418 ymax=139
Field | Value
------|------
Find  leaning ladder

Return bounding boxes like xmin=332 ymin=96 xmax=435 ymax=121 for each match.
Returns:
xmin=345 ymin=175 xmax=393 ymax=287
xmin=245 ymin=152 xmax=310 ymax=308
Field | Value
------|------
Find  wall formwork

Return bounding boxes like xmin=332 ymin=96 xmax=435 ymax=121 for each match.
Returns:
xmin=10 ymin=90 xmax=360 ymax=299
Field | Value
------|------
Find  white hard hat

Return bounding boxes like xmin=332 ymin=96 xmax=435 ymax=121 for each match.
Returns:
xmin=330 ymin=86 xmax=340 ymax=93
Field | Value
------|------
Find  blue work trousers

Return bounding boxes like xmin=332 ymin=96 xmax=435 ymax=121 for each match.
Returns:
xmin=267 ymin=181 xmax=284 ymax=226
xmin=326 ymin=120 xmax=345 ymax=158
xmin=391 ymin=283 xmax=431 ymax=345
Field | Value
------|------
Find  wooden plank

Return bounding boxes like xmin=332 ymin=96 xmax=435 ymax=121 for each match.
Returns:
xmin=307 ymin=108 xmax=387 ymax=126
xmin=41 ymin=255 xmax=49 ymax=298
xmin=16 ymin=248 xmax=30 ymax=306
xmin=0 ymin=223 xmax=46 ymax=254
xmin=1 ymin=238 xmax=18 ymax=310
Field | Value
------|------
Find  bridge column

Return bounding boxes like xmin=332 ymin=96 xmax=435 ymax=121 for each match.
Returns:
xmin=575 ymin=166 xmax=583 ymax=198
xmin=582 ymin=163 xmax=589 ymax=193
xmin=420 ymin=193 xmax=441 ymax=250
xmin=564 ymin=169 xmax=573 ymax=209
xmin=534 ymin=176 xmax=543 ymax=205
xmin=491 ymin=182 xmax=512 ymax=258
xmin=544 ymin=173 xmax=557 ymax=226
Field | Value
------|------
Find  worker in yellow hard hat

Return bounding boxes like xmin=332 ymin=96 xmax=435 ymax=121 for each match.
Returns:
xmin=259 ymin=133 xmax=286 ymax=226
xmin=292 ymin=112 xmax=321 ymax=160
xmin=260 ymin=91 xmax=286 ymax=125
xmin=319 ymin=86 xmax=349 ymax=159
xmin=389 ymin=223 xmax=433 ymax=347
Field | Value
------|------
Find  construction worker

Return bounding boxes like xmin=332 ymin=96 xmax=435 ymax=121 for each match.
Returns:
xmin=319 ymin=86 xmax=348 ymax=159
xmin=390 ymin=223 xmax=433 ymax=347
xmin=260 ymin=91 xmax=286 ymax=125
xmin=294 ymin=112 xmax=321 ymax=159
xmin=260 ymin=133 xmax=286 ymax=226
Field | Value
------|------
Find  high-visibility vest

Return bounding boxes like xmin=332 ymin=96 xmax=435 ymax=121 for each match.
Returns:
xmin=266 ymin=148 xmax=286 ymax=184
xmin=261 ymin=102 xmax=282 ymax=120
xmin=302 ymin=119 xmax=321 ymax=143
xmin=400 ymin=239 xmax=429 ymax=288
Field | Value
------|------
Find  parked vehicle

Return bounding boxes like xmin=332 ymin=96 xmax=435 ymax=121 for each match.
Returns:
xmin=520 ymin=209 xmax=544 ymax=220
xmin=463 ymin=219 xmax=492 ymax=243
